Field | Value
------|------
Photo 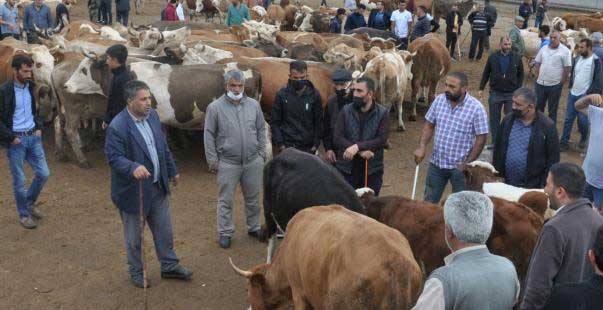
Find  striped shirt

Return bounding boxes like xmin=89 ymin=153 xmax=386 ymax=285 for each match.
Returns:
xmin=468 ymin=11 xmax=489 ymax=32
xmin=425 ymin=93 xmax=489 ymax=169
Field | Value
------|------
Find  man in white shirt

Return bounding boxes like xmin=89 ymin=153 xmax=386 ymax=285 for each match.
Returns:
xmin=176 ymin=0 xmax=186 ymax=21
xmin=412 ymin=191 xmax=519 ymax=310
xmin=390 ymin=0 xmax=413 ymax=50
xmin=534 ymin=30 xmax=572 ymax=124
xmin=560 ymin=38 xmax=603 ymax=152
xmin=344 ymin=0 xmax=356 ymax=11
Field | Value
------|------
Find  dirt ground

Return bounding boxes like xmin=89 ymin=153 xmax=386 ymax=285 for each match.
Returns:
xmin=0 ymin=1 xmax=586 ymax=309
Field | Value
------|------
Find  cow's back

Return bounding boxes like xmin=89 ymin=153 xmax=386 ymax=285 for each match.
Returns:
xmin=279 ymin=205 xmax=422 ymax=309
xmin=408 ymin=34 xmax=451 ymax=85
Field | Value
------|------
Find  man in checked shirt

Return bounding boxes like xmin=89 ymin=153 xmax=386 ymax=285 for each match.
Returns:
xmin=413 ymin=72 xmax=489 ymax=203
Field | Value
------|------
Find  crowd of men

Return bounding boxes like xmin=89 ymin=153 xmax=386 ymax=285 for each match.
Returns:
xmin=0 ymin=0 xmax=71 ymax=43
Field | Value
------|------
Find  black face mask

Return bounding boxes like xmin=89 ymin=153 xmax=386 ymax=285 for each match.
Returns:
xmin=289 ymin=79 xmax=309 ymax=91
xmin=335 ymin=89 xmax=346 ymax=98
xmin=352 ymin=96 xmax=366 ymax=110
xmin=512 ymin=108 xmax=526 ymax=118
xmin=445 ymin=91 xmax=462 ymax=102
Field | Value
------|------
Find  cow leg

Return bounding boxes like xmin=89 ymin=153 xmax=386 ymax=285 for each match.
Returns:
xmin=409 ymin=78 xmax=420 ymax=122
xmin=65 ymin=120 xmax=91 ymax=169
xmin=397 ymin=101 xmax=406 ymax=131
xmin=428 ymin=80 xmax=438 ymax=105
xmin=292 ymin=289 xmax=310 ymax=310
xmin=266 ymin=234 xmax=277 ymax=263
xmin=54 ymin=116 xmax=68 ymax=162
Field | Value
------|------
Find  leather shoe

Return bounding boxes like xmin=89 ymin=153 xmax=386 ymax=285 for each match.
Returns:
xmin=131 ymin=277 xmax=151 ymax=288
xmin=28 ymin=207 xmax=43 ymax=220
xmin=247 ymin=230 xmax=264 ymax=241
xmin=218 ymin=235 xmax=231 ymax=249
xmin=19 ymin=216 xmax=37 ymax=229
xmin=161 ymin=265 xmax=193 ymax=281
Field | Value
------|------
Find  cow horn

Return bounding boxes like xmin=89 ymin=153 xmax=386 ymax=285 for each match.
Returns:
xmin=128 ymin=26 xmax=140 ymax=37
xmin=82 ymin=49 xmax=98 ymax=59
xmin=229 ymin=257 xmax=252 ymax=278
xmin=344 ymin=54 xmax=354 ymax=61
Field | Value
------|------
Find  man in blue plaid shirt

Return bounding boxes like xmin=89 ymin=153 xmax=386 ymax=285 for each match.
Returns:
xmin=414 ymin=72 xmax=489 ymax=203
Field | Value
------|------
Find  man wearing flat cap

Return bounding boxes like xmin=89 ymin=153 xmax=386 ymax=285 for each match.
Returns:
xmin=323 ymin=69 xmax=353 ymax=164
xmin=592 ymin=32 xmax=603 ymax=60
xmin=509 ymin=16 xmax=526 ymax=57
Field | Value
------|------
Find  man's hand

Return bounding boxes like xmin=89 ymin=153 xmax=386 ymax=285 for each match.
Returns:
xmin=133 ymin=165 xmax=151 ymax=180
xmin=102 ymin=121 xmax=108 ymax=130
xmin=413 ymin=147 xmax=426 ymax=165
xmin=478 ymin=90 xmax=483 ymax=100
xmin=343 ymin=144 xmax=359 ymax=160
xmin=170 ymin=174 xmax=180 ymax=187
xmin=591 ymin=94 xmax=603 ymax=107
xmin=35 ymin=130 xmax=42 ymax=137
xmin=359 ymin=150 xmax=374 ymax=160
xmin=325 ymin=150 xmax=337 ymax=163
xmin=11 ymin=137 xmax=21 ymax=145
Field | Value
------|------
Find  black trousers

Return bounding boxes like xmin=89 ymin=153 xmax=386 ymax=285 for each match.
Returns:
xmin=446 ymin=32 xmax=458 ymax=57
xmin=116 ymin=10 xmax=129 ymax=26
xmin=469 ymin=30 xmax=486 ymax=60
xmin=100 ymin=0 xmax=112 ymax=24
xmin=535 ymin=82 xmax=563 ymax=124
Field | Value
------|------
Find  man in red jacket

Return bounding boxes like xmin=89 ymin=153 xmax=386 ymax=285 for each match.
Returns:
xmin=162 ymin=0 xmax=178 ymax=21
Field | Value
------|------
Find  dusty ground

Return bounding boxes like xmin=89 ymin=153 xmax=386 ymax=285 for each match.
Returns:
xmin=0 ymin=1 xmax=585 ymax=309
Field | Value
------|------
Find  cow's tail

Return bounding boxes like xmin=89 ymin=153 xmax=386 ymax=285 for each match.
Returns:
xmin=262 ymin=159 xmax=277 ymax=239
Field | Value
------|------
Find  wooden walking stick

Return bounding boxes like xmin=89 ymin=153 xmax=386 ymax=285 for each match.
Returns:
xmin=364 ymin=158 xmax=369 ymax=188
xmin=139 ymin=181 xmax=148 ymax=310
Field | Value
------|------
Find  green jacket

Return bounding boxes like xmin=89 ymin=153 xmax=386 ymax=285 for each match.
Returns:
xmin=509 ymin=26 xmax=525 ymax=56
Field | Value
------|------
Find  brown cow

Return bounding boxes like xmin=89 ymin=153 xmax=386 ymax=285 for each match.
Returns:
xmin=562 ymin=12 xmax=603 ymax=32
xmin=408 ymin=33 xmax=451 ymax=121
xmin=360 ymin=193 xmax=542 ymax=284
xmin=230 ymin=205 xmax=423 ymax=309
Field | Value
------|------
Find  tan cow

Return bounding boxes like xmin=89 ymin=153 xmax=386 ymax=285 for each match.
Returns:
xmin=408 ymin=33 xmax=451 ymax=122
xmin=323 ymin=43 xmax=364 ymax=71
xmin=230 ymin=205 xmax=423 ymax=309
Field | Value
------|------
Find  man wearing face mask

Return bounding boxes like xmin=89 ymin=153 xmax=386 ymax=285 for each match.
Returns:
xmin=414 ymin=72 xmax=489 ymax=204
xmin=323 ymin=69 xmax=352 ymax=165
xmin=333 ymin=77 xmax=389 ymax=195
xmin=271 ymin=60 xmax=323 ymax=155
xmin=521 ymin=163 xmax=603 ymax=310
xmin=413 ymin=191 xmax=520 ymax=310
xmin=204 ymin=70 xmax=266 ymax=249
xmin=493 ymin=88 xmax=559 ymax=188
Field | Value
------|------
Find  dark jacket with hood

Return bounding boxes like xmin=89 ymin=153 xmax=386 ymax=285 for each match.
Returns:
xmin=0 ymin=80 xmax=42 ymax=148
xmin=323 ymin=92 xmax=351 ymax=151
xmin=493 ymin=111 xmax=559 ymax=188
xmin=271 ymin=80 xmax=323 ymax=151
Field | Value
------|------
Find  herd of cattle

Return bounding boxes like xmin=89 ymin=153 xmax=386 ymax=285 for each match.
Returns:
xmin=226 ymin=149 xmax=551 ymax=308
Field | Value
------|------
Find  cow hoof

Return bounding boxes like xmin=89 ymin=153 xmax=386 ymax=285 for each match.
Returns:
xmin=408 ymin=115 xmax=417 ymax=122
xmin=418 ymin=97 xmax=426 ymax=103
xmin=397 ymin=126 xmax=406 ymax=132
xmin=78 ymin=161 xmax=92 ymax=169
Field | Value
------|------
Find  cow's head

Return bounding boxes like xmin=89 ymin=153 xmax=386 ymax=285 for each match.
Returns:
xmin=64 ymin=50 xmax=112 ymax=96
xmin=398 ymin=50 xmax=416 ymax=81
xmin=128 ymin=24 xmax=163 ymax=50
xmin=464 ymin=161 xmax=504 ymax=192
xmin=243 ymin=35 xmax=288 ymax=58
xmin=229 ymin=258 xmax=291 ymax=310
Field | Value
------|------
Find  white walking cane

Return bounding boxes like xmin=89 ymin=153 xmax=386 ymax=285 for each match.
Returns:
xmin=411 ymin=164 xmax=420 ymax=200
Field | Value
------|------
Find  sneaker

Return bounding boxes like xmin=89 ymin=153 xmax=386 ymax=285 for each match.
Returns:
xmin=161 ymin=265 xmax=193 ymax=281
xmin=559 ymin=143 xmax=570 ymax=152
xmin=28 ymin=207 xmax=43 ymax=220
xmin=130 ymin=276 xmax=151 ymax=288
xmin=247 ymin=230 xmax=264 ymax=242
xmin=19 ymin=216 xmax=37 ymax=229
xmin=218 ymin=235 xmax=231 ymax=249
xmin=578 ymin=139 xmax=588 ymax=151
xmin=485 ymin=144 xmax=493 ymax=150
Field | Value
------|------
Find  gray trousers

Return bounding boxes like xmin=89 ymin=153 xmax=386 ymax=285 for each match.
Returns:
xmin=488 ymin=91 xmax=514 ymax=143
xmin=120 ymin=183 xmax=179 ymax=279
xmin=217 ymin=157 xmax=263 ymax=237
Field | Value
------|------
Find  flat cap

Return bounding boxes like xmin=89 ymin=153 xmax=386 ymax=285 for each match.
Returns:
xmin=332 ymin=69 xmax=352 ymax=82
xmin=591 ymin=32 xmax=602 ymax=43
xmin=515 ymin=15 xmax=525 ymax=22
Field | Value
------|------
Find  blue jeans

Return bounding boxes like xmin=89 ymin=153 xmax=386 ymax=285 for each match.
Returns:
xmin=560 ymin=93 xmax=589 ymax=145
xmin=584 ymin=182 xmax=603 ymax=211
xmin=424 ymin=163 xmax=466 ymax=203
xmin=535 ymin=15 xmax=544 ymax=28
xmin=6 ymin=134 xmax=50 ymax=218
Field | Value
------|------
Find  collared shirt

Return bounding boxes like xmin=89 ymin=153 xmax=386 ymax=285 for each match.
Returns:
xmin=554 ymin=204 xmax=567 ymax=216
xmin=505 ymin=119 xmax=532 ymax=187
xmin=535 ymin=44 xmax=572 ymax=86
xmin=0 ymin=3 xmax=19 ymax=34
xmin=539 ymin=37 xmax=550 ymax=50
xmin=24 ymin=3 xmax=53 ymax=32
xmin=12 ymin=82 xmax=35 ymax=132
xmin=412 ymin=245 xmax=488 ymax=310
xmin=425 ymin=93 xmax=489 ymax=169
xmin=127 ymin=109 xmax=160 ymax=183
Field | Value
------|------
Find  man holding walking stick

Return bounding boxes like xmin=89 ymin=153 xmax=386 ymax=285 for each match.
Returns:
xmin=334 ymin=77 xmax=389 ymax=195
xmin=105 ymin=80 xmax=192 ymax=288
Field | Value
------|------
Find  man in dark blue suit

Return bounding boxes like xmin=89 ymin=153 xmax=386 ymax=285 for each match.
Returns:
xmin=104 ymin=80 xmax=192 ymax=288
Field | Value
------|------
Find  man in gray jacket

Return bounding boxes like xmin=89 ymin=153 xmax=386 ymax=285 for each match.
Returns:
xmin=413 ymin=191 xmax=520 ymax=309
xmin=521 ymin=162 xmax=603 ymax=309
xmin=203 ymin=69 xmax=267 ymax=249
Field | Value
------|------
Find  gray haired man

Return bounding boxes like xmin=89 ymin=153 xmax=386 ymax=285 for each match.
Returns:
xmin=413 ymin=191 xmax=520 ymax=309
xmin=204 ymin=69 xmax=267 ymax=249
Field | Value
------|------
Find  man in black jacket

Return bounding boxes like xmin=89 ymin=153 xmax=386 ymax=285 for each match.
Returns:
xmin=102 ymin=44 xmax=136 ymax=129
xmin=544 ymin=225 xmax=603 ymax=309
xmin=493 ymin=88 xmax=559 ymax=188
xmin=334 ymin=77 xmax=389 ymax=194
xmin=271 ymin=60 xmax=322 ymax=154
xmin=445 ymin=3 xmax=463 ymax=59
xmin=479 ymin=36 xmax=524 ymax=147
xmin=410 ymin=5 xmax=430 ymax=42
xmin=323 ymin=69 xmax=352 ymax=164
xmin=367 ymin=1 xmax=390 ymax=31
xmin=0 ymin=55 xmax=50 ymax=229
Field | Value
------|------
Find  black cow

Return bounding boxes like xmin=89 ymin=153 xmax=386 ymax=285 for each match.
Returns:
xmin=346 ymin=27 xmax=399 ymax=41
xmin=262 ymin=148 xmax=366 ymax=240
